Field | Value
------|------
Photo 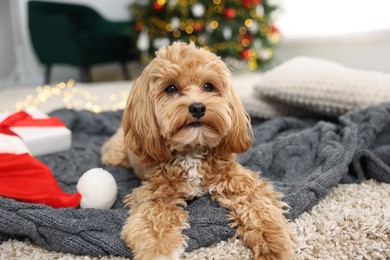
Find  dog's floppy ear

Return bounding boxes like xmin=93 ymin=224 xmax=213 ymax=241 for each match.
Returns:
xmin=217 ymin=83 xmax=253 ymax=154
xmin=122 ymin=67 xmax=171 ymax=164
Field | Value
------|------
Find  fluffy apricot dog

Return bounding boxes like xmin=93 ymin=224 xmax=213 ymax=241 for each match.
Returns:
xmin=102 ymin=42 xmax=294 ymax=259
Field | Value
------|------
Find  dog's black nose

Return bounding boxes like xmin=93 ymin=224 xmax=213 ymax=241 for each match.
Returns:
xmin=189 ymin=102 xmax=206 ymax=118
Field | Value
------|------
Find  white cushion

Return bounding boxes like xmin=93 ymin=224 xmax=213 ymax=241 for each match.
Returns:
xmin=254 ymin=57 xmax=390 ymax=117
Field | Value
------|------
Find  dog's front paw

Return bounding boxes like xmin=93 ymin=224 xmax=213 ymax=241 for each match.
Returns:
xmin=121 ymin=195 xmax=189 ymax=260
xmin=122 ymin=230 xmax=184 ymax=260
xmin=247 ymin=229 xmax=294 ymax=260
xmin=128 ymin=246 xmax=183 ymax=260
xmin=129 ymin=252 xmax=181 ymax=260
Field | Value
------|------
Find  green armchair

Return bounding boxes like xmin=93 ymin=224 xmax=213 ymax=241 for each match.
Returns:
xmin=28 ymin=1 xmax=139 ymax=84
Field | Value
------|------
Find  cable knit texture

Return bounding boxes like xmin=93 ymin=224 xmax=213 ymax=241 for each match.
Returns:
xmin=1 ymin=102 xmax=390 ymax=256
xmin=254 ymin=57 xmax=390 ymax=117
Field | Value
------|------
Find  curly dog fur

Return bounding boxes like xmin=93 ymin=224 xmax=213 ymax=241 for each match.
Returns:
xmin=101 ymin=42 xmax=294 ymax=259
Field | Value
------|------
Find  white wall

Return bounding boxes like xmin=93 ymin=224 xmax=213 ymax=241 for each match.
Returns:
xmin=274 ymin=0 xmax=390 ymax=73
xmin=275 ymin=30 xmax=390 ymax=73
xmin=276 ymin=0 xmax=390 ymax=39
xmin=0 ymin=0 xmax=16 ymax=80
xmin=56 ymin=0 xmax=133 ymax=21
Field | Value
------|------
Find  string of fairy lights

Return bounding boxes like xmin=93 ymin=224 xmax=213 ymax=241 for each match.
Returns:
xmin=13 ymin=80 xmax=129 ymax=113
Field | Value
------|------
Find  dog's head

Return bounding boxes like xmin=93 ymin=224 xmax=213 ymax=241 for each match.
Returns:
xmin=123 ymin=42 xmax=252 ymax=163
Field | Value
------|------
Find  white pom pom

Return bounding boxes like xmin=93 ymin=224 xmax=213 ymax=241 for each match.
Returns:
xmin=76 ymin=168 xmax=118 ymax=209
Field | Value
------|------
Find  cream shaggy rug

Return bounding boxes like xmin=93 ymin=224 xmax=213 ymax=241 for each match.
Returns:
xmin=1 ymin=180 xmax=389 ymax=259
xmin=1 ymin=75 xmax=389 ymax=259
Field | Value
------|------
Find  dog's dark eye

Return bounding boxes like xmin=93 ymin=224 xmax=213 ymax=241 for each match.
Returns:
xmin=204 ymin=83 xmax=214 ymax=92
xmin=165 ymin=85 xmax=178 ymax=94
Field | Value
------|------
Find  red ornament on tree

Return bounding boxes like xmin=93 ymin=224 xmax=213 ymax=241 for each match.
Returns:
xmin=135 ymin=22 xmax=143 ymax=32
xmin=269 ymin=24 xmax=280 ymax=34
xmin=225 ymin=8 xmax=236 ymax=19
xmin=239 ymin=33 xmax=254 ymax=42
xmin=241 ymin=49 xmax=251 ymax=60
xmin=242 ymin=0 xmax=261 ymax=9
xmin=193 ymin=22 xmax=202 ymax=32
xmin=153 ymin=1 xmax=164 ymax=12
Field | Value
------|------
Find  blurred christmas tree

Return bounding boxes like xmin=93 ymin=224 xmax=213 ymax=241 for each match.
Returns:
xmin=130 ymin=0 xmax=281 ymax=71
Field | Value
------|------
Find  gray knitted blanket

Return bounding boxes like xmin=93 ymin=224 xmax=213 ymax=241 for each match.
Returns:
xmin=1 ymin=102 xmax=390 ymax=257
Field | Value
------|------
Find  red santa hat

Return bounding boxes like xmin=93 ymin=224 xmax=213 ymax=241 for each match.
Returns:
xmin=0 ymin=152 xmax=82 ymax=208
xmin=0 ymin=111 xmax=117 ymax=209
